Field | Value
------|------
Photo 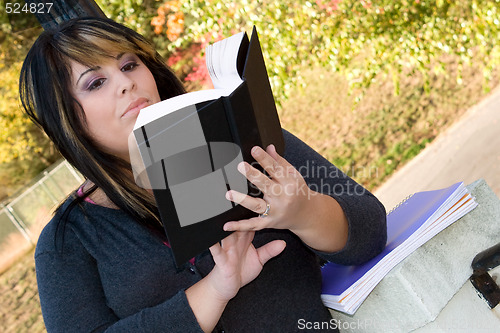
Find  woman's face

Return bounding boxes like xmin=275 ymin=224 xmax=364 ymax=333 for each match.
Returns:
xmin=70 ymin=53 xmax=161 ymax=160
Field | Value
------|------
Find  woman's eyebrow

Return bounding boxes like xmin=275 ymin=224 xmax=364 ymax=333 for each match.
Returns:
xmin=75 ymin=53 xmax=127 ymax=85
xmin=76 ymin=66 xmax=100 ymax=85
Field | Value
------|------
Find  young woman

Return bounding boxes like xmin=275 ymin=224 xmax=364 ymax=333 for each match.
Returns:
xmin=20 ymin=17 xmax=387 ymax=332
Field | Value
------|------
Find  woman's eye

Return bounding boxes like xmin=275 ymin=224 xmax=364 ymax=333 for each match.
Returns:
xmin=88 ymin=78 xmax=105 ymax=91
xmin=121 ymin=62 xmax=139 ymax=72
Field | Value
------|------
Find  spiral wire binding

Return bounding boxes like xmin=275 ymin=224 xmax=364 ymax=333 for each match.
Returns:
xmin=387 ymin=194 xmax=414 ymax=216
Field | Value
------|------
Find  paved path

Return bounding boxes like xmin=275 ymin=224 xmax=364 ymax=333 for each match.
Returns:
xmin=374 ymin=85 xmax=500 ymax=211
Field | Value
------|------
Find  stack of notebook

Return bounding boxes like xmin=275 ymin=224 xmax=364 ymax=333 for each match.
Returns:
xmin=321 ymin=182 xmax=477 ymax=315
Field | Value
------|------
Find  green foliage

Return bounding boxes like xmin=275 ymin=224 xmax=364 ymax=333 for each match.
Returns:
xmin=95 ymin=0 xmax=158 ymax=38
xmin=0 ymin=8 xmax=58 ymax=200
xmin=147 ymin=0 xmax=500 ymax=189
xmin=2 ymin=0 xmax=500 ymax=198
xmin=94 ymin=1 xmax=184 ymax=70
xmin=281 ymin=58 xmax=498 ymax=190
xmin=0 ymin=60 xmax=60 ymax=199
xmin=153 ymin=0 xmax=500 ymax=105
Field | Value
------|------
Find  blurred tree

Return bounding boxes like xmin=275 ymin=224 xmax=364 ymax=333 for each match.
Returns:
xmin=1 ymin=1 xmax=47 ymax=200
xmin=0 ymin=0 xmax=110 ymax=199
xmin=95 ymin=0 xmax=158 ymax=38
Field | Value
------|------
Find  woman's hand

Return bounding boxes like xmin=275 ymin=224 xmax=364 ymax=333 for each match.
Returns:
xmin=208 ymin=231 xmax=286 ymax=301
xmin=223 ymin=144 xmax=349 ymax=253
xmin=223 ymin=144 xmax=317 ymax=233
xmin=186 ymin=231 xmax=285 ymax=332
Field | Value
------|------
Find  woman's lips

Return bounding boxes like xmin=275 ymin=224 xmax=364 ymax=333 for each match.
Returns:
xmin=122 ymin=98 xmax=149 ymax=118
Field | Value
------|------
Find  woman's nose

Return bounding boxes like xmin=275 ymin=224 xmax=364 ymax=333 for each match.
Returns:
xmin=118 ymin=73 xmax=136 ymax=95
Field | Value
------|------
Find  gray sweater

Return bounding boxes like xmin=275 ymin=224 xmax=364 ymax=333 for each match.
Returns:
xmin=35 ymin=130 xmax=387 ymax=332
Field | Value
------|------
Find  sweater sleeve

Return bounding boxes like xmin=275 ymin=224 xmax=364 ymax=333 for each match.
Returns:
xmin=35 ymin=221 xmax=203 ymax=333
xmin=281 ymin=129 xmax=387 ymax=265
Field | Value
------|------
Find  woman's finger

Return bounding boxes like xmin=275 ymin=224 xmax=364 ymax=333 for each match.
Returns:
xmin=209 ymin=241 xmax=225 ymax=263
xmin=223 ymin=216 xmax=264 ymax=232
xmin=265 ymin=144 xmax=299 ymax=178
xmin=250 ymin=146 xmax=283 ymax=181
xmin=256 ymin=240 xmax=286 ymax=265
xmin=265 ymin=144 xmax=286 ymax=165
xmin=237 ymin=161 xmax=274 ymax=195
xmin=226 ymin=190 xmax=269 ymax=215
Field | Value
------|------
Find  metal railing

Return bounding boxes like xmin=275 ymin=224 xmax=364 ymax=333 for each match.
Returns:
xmin=0 ymin=160 xmax=84 ymax=257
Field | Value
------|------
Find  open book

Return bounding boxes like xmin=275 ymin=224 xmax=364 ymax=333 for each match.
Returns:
xmin=321 ymin=182 xmax=478 ymax=315
xmin=129 ymin=27 xmax=284 ymax=266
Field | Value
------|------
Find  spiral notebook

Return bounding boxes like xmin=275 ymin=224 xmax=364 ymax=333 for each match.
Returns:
xmin=321 ymin=182 xmax=478 ymax=315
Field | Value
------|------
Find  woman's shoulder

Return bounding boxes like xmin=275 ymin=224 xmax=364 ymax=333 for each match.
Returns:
xmin=35 ymin=196 xmax=84 ymax=257
xmin=35 ymin=195 xmax=113 ymax=256
xmin=35 ymin=194 xmax=132 ymax=258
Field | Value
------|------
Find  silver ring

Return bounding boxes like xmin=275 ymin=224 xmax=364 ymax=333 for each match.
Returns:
xmin=259 ymin=202 xmax=271 ymax=218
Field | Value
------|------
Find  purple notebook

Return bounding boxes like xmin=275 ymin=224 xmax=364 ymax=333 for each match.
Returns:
xmin=321 ymin=182 xmax=477 ymax=314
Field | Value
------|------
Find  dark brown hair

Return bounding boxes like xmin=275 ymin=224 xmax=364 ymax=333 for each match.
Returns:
xmin=19 ymin=17 xmax=186 ymax=233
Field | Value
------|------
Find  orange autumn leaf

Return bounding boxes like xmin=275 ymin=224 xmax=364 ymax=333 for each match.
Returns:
xmin=151 ymin=0 xmax=185 ymax=38
xmin=166 ymin=11 xmax=185 ymax=41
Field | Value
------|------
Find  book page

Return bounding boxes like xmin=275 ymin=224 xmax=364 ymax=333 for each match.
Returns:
xmin=133 ymin=88 xmax=232 ymax=130
xmin=206 ymin=31 xmax=245 ymax=91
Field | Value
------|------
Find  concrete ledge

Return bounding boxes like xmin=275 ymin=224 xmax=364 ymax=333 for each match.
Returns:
xmin=331 ymin=179 xmax=500 ymax=332
xmin=412 ymin=272 xmax=500 ymax=333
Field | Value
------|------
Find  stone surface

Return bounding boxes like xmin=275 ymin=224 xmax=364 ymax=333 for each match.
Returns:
xmin=413 ymin=270 xmax=500 ymax=333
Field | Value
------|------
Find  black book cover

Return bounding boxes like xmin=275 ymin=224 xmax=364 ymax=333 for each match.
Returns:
xmin=135 ymin=28 xmax=284 ymax=266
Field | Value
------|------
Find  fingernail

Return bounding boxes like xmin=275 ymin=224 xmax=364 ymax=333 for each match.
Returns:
xmin=268 ymin=144 xmax=276 ymax=153
xmin=238 ymin=162 xmax=247 ymax=172
xmin=225 ymin=191 xmax=232 ymax=200
xmin=251 ymin=146 xmax=262 ymax=156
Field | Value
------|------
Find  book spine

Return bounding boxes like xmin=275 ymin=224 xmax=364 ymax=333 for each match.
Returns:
xmin=242 ymin=27 xmax=285 ymax=154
